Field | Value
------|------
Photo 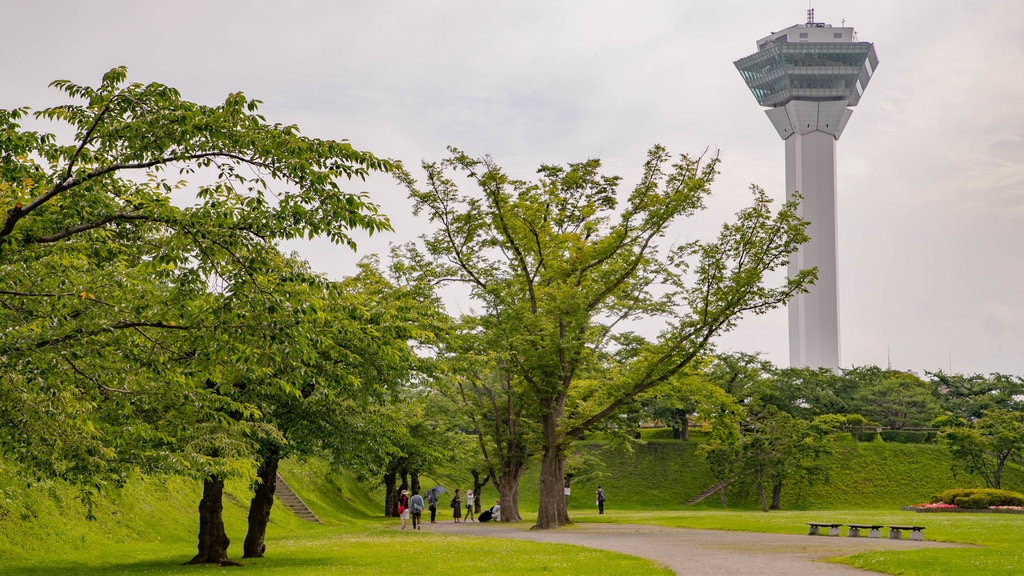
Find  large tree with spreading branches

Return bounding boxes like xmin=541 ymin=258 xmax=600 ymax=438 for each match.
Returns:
xmin=0 ymin=67 xmax=394 ymax=563
xmin=401 ymin=146 xmax=812 ymax=528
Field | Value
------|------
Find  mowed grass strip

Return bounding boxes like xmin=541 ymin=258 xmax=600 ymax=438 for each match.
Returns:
xmin=0 ymin=525 xmax=672 ymax=576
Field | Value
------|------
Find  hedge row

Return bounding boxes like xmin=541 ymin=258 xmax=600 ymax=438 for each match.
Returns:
xmin=931 ymin=488 xmax=1024 ymax=508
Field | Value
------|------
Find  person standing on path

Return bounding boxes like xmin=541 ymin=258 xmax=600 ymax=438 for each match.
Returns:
xmin=596 ymin=486 xmax=606 ymax=514
xmin=427 ymin=488 xmax=439 ymax=524
xmin=451 ymin=489 xmax=463 ymax=523
xmin=410 ymin=489 xmax=425 ymax=530
xmin=398 ymin=489 xmax=410 ymax=529
xmin=465 ymin=489 xmax=475 ymax=522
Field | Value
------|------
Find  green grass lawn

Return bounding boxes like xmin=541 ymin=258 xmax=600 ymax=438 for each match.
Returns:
xmin=3 ymin=437 xmax=1024 ymax=575
xmin=0 ymin=520 xmax=672 ymax=576
xmin=5 ymin=507 xmax=1021 ymax=576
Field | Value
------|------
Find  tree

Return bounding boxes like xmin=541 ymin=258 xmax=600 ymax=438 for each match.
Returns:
xmin=701 ymin=402 xmax=838 ymax=511
xmin=442 ymin=323 xmax=533 ymax=522
xmin=639 ymin=362 xmax=730 ymax=441
xmin=929 ymin=372 xmax=1024 ymax=421
xmin=0 ymin=68 xmax=394 ymax=563
xmin=846 ymin=367 xmax=938 ymax=430
xmin=942 ymin=408 xmax=1024 ymax=489
xmin=759 ymin=366 xmax=853 ymax=419
xmin=401 ymin=146 xmax=811 ymax=528
xmin=237 ymin=257 xmax=441 ymax=557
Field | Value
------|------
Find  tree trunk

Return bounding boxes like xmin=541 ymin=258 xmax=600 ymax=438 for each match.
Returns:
xmin=383 ymin=471 xmax=397 ymax=516
xmin=399 ymin=472 xmax=409 ymax=500
xmin=769 ymin=481 xmax=782 ymax=510
xmin=993 ymin=453 xmax=1008 ymax=489
xmin=719 ymin=485 xmax=727 ymax=508
xmin=757 ymin=482 xmax=769 ymax=513
xmin=188 ymin=475 xmax=239 ymax=565
xmin=494 ymin=461 xmax=526 ymax=522
xmin=470 ymin=469 xmax=490 ymax=514
xmin=534 ymin=410 xmax=570 ymax=529
xmin=681 ymin=416 xmax=690 ymax=441
xmin=243 ymin=452 xmax=279 ymax=558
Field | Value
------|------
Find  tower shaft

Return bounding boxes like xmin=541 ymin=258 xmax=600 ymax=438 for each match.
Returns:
xmin=786 ymin=130 xmax=840 ymax=369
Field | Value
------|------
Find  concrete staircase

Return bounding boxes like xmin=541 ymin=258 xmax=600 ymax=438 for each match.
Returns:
xmin=275 ymin=473 xmax=321 ymax=523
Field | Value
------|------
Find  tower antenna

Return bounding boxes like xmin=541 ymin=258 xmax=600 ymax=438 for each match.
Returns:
xmin=807 ymin=5 xmax=815 ymax=24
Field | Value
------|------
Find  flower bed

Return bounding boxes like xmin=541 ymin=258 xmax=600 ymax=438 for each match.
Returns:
xmin=901 ymin=503 xmax=1024 ymax=514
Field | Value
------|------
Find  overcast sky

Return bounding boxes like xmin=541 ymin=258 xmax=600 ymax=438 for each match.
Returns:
xmin=4 ymin=1 xmax=1023 ymax=376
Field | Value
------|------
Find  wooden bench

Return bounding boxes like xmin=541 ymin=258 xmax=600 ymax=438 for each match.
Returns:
xmin=847 ymin=524 xmax=883 ymax=538
xmin=887 ymin=525 xmax=926 ymax=541
xmin=807 ymin=522 xmax=841 ymax=536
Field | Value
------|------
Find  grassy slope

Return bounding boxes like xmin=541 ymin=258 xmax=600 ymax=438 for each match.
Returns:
xmin=0 ymin=456 xmax=670 ymax=575
xmin=556 ymin=433 xmax=1024 ymax=513
xmin=1 ymin=435 xmax=1022 ymax=574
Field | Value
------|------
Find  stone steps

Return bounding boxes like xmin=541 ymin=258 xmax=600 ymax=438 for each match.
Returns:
xmin=275 ymin=473 xmax=321 ymax=523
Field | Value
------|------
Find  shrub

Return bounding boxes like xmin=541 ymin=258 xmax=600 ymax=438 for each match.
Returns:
xmin=856 ymin=431 xmax=879 ymax=442
xmin=931 ymin=488 xmax=1024 ymax=508
xmin=640 ymin=427 xmax=679 ymax=441
xmin=879 ymin=430 xmax=937 ymax=444
xmin=932 ymin=414 xmax=968 ymax=428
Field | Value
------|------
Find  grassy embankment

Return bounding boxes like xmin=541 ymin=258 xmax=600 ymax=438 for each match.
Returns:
xmin=0 ymin=457 xmax=668 ymax=575
xmin=1 ymin=432 xmax=1021 ymax=575
xmin=554 ymin=431 xmax=1024 ymax=576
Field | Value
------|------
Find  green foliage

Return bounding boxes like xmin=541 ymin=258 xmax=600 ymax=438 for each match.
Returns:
xmin=928 ymin=371 xmax=1024 ymax=420
xmin=878 ymin=430 xmax=937 ymax=444
xmin=0 ymin=68 xmax=398 ymax=494
xmin=402 ymin=145 xmax=811 ymax=527
xmin=931 ymin=488 xmax=1024 ymax=508
xmin=639 ymin=427 xmax=678 ymax=440
xmin=846 ymin=367 xmax=940 ymax=429
xmin=941 ymin=408 xmax=1024 ymax=488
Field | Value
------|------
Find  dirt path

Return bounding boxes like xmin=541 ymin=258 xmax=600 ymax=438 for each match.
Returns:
xmin=421 ymin=521 xmax=964 ymax=575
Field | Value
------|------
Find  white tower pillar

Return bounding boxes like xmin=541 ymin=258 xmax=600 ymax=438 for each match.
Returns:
xmin=786 ymin=129 xmax=840 ymax=369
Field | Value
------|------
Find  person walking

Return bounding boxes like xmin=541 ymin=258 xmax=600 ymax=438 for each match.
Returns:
xmin=596 ymin=486 xmax=606 ymax=515
xmin=465 ymin=489 xmax=475 ymax=522
xmin=398 ymin=489 xmax=410 ymax=529
xmin=427 ymin=487 xmax=439 ymax=524
xmin=450 ymin=488 xmax=463 ymax=523
xmin=410 ymin=489 xmax=425 ymax=530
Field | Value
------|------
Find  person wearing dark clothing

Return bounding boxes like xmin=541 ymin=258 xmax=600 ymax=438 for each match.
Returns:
xmin=596 ymin=486 xmax=606 ymax=514
xmin=451 ymin=489 xmax=463 ymax=523
xmin=479 ymin=500 xmax=500 ymax=522
xmin=427 ymin=488 xmax=439 ymax=523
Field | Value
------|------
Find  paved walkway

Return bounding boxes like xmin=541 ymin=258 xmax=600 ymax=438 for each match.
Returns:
xmin=421 ymin=521 xmax=964 ymax=575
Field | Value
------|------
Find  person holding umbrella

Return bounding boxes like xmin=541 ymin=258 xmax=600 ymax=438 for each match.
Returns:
xmin=427 ymin=487 xmax=442 ymax=523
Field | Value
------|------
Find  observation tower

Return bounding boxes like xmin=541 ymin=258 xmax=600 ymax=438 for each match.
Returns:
xmin=734 ymin=9 xmax=878 ymax=369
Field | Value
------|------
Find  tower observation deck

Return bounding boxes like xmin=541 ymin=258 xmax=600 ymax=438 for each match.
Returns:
xmin=734 ymin=10 xmax=878 ymax=369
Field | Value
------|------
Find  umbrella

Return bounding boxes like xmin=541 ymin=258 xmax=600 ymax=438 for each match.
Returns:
xmin=429 ymin=486 xmax=446 ymax=495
